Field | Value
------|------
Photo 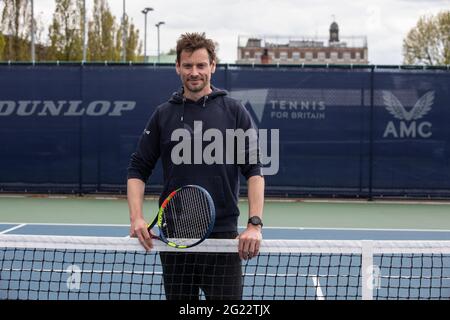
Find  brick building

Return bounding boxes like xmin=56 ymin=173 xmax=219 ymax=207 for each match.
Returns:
xmin=236 ymin=22 xmax=368 ymax=65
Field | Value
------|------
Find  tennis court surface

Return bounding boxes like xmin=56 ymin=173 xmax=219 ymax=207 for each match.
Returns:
xmin=1 ymin=195 xmax=450 ymax=300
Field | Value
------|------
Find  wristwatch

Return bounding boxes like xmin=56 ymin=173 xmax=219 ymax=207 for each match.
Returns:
xmin=248 ymin=216 xmax=263 ymax=228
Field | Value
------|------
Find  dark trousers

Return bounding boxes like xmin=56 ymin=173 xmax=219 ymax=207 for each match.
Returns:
xmin=159 ymin=232 xmax=242 ymax=300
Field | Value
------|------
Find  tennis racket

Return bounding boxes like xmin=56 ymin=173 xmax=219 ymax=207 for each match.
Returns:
xmin=147 ymin=185 xmax=216 ymax=249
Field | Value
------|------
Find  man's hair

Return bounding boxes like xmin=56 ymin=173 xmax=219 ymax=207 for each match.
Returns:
xmin=176 ymin=32 xmax=216 ymax=64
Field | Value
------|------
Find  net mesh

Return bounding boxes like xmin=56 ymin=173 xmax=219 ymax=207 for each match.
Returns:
xmin=1 ymin=235 xmax=449 ymax=300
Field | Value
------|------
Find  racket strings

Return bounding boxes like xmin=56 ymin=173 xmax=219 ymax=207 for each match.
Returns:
xmin=162 ymin=187 xmax=212 ymax=243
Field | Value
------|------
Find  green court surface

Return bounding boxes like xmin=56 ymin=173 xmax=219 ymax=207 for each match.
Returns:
xmin=1 ymin=195 xmax=450 ymax=230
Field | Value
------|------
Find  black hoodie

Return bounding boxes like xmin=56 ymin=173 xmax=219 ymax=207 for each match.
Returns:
xmin=127 ymin=86 xmax=262 ymax=233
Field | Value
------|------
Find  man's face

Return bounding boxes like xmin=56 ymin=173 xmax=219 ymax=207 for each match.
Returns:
xmin=176 ymin=48 xmax=216 ymax=95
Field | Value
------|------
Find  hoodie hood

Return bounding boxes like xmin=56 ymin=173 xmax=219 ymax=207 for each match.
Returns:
xmin=169 ymin=85 xmax=228 ymax=105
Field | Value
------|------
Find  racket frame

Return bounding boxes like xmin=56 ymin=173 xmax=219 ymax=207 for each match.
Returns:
xmin=147 ymin=185 xmax=216 ymax=249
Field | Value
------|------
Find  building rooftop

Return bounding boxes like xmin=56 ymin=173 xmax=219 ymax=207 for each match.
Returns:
xmin=239 ymin=35 xmax=367 ymax=49
xmin=145 ymin=54 xmax=177 ymax=63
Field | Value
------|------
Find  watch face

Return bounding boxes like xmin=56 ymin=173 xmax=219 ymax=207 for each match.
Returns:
xmin=249 ymin=216 xmax=262 ymax=225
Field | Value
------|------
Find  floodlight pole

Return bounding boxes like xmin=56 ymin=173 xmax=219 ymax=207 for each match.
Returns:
xmin=30 ymin=0 xmax=35 ymax=61
xmin=141 ymin=7 xmax=154 ymax=63
xmin=122 ymin=0 xmax=126 ymax=62
xmin=155 ymin=21 xmax=165 ymax=63
xmin=82 ymin=0 xmax=87 ymax=62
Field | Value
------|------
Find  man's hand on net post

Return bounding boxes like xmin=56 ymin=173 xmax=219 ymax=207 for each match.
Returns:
xmin=236 ymin=225 xmax=262 ymax=260
xmin=130 ymin=217 xmax=154 ymax=251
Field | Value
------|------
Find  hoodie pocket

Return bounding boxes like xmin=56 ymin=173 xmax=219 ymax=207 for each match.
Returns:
xmin=166 ymin=175 xmax=226 ymax=210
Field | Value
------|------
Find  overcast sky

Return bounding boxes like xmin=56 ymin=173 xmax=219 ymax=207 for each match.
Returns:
xmin=30 ymin=0 xmax=450 ymax=64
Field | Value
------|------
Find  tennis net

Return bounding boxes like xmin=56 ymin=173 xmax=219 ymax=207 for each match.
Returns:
xmin=1 ymin=235 xmax=449 ymax=300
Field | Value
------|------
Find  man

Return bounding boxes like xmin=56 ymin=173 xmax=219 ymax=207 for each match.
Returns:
xmin=127 ymin=32 xmax=264 ymax=299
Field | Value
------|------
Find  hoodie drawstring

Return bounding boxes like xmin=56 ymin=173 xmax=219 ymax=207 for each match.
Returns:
xmin=180 ymin=93 xmax=211 ymax=122
xmin=181 ymin=97 xmax=186 ymax=122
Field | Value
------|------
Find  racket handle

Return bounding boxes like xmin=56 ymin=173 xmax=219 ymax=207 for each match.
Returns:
xmin=150 ymin=234 xmax=160 ymax=240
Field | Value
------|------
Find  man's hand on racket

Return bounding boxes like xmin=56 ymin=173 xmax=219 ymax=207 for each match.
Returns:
xmin=130 ymin=217 xmax=154 ymax=251
xmin=237 ymin=225 xmax=262 ymax=260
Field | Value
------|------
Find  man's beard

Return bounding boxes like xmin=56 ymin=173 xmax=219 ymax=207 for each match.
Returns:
xmin=185 ymin=77 xmax=208 ymax=92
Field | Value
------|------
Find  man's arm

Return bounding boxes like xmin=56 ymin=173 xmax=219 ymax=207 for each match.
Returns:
xmin=128 ymin=178 xmax=153 ymax=250
xmin=237 ymin=175 xmax=265 ymax=260
xmin=127 ymin=108 xmax=161 ymax=251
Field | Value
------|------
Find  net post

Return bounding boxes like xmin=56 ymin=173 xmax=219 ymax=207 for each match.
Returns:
xmin=361 ymin=240 xmax=374 ymax=300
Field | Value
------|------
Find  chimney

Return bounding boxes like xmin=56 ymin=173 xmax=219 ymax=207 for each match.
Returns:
xmin=261 ymin=48 xmax=270 ymax=64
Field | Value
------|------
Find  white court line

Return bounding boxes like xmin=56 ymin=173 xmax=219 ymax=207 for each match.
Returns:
xmin=93 ymin=197 xmax=122 ymax=200
xmin=0 ymin=224 xmax=27 ymax=234
xmin=0 ymin=195 xmax=26 ymax=198
xmin=1 ymin=222 xmax=450 ymax=233
xmin=236 ymin=226 xmax=450 ymax=233
xmin=311 ymin=276 xmax=325 ymax=300
xmin=239 ymin=198 xmax=298 ymax=203
xmin=300 ymin=199 xmax=450 ymax=205
xmin=0 ymin=222 xmax=129 ymax=227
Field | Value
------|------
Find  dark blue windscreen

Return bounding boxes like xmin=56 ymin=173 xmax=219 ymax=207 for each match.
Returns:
xmin=0 ymin=65 xmax=449 ymax=198
xmin=371 ymin=70 xmax=450 ymax=194
xmin=227 ymin=68 xmax=371 ymax=195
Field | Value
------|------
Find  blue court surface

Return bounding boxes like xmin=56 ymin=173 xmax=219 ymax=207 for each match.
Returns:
xmin=2 ymin=223 xmax=450 ymax=239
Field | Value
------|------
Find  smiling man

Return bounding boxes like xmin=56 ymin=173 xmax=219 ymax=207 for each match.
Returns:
xmin=127 ymin=32 xmax=265 ymax=300
xmin=176 ymin=45 xmax=214 ymax=100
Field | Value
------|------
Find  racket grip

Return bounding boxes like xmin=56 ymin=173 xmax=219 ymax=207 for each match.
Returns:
xmin=150 ymin=234 xmax=160 ymax=240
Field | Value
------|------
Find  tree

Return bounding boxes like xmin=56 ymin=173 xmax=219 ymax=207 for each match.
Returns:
xmin=116 ymin=15 xmax=141 ymax=62
xmin=166 ymin=48 xmax=176 ymax=55
xmin=88 ymin=0 xmax=117 ymax=61
xmin=33 ymin=11 xmax=47 ymax=60
xmin=0 ymin=0 xmax=143 ymax=62
xmin=1 ymin=0 xmax=32 ymax=61
xmin=47 ymin=0 xmax=84 ymax=61
xmin=403 ymin=11 xmax=450 ymax=65
xmin=164 ymin=41 xmax=221 ymax=63
xmin=0 ymin=33 xmax=5 ymax=60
